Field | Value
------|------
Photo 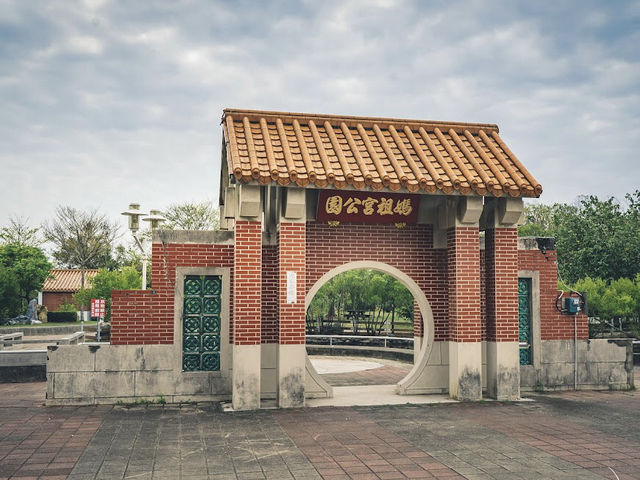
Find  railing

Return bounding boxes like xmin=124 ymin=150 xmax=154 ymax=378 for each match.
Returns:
xmin=634 ymin=340 xmax=640 ymax=364
xmin=306 ymin=334 xmax=414 ymax=350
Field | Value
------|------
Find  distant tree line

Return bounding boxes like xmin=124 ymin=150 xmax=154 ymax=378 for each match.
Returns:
xmin=307 ymin=269 xmax=414 ymax=336
xmin=0 ymin=200 xmax=219 ymax=323
xmin=519 ymin=190 xmax=640 ymax=337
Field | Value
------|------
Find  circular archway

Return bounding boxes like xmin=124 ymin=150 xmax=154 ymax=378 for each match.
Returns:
xmin=305 ymin=261 xmax=435 ymax=396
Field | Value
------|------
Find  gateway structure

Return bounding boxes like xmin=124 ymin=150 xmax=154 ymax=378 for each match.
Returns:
xmin=46 ymin=110 xmax=634 ymax=408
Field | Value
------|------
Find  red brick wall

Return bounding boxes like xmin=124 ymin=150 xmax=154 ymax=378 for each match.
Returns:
xmin=261 ymin=245 xmax=278 ymax=344
xmin=279 ymin=223 xmax=306 ymax=345
xmin=447 ymin=227 xmax=481 ymax=342
xmin=110 ymin=223 xmax=585 ymax=346
xmin=518 ymin=249 xmax=588 ymax=340
xmin=234 ymin=221 xmax=262 ymax=345
xmin=485 ymin=228 xmax=519 ymax=342
xmin=42 ymin=292 xmax=75 ymax=312
xmin=111 ymin=242 xmax=234 ymax=345
xmin=305 ymin=222 xmax=448 ymax=341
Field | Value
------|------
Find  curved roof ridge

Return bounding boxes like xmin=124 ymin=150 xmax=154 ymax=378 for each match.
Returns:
xmin=222 ymin=108 xmax=499 ymax=134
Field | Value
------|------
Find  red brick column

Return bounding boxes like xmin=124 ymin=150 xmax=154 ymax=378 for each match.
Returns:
xmin=234 ymin=221 xmax=262 ymax=345
xmin=277 ymin=222 xmax=306 ymax=407
xmin=448 ymin=227 xmax=481 ymax=342
xmin=279 ymin=223 xmax=306 ymax=345
xmin=485 ymin=228 xmax=519 ymax=343
xmin=232 ymin=220 xmax=262 ymax=409
xmin=447 ymin=226 xmax=482 ymax=400
xmin=485 ymin=227 xmax=520 ymax=399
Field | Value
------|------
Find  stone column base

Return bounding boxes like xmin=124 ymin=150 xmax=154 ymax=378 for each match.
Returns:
xmin=277 ymin=344 xmax=305 ymax=407
xmin=486 ymin=341 xmax=520 ymax=400
xmin=232 ymin=344 xmax=261 ymax=410
xmin=448 ymin=341 xmax=482 ymax=400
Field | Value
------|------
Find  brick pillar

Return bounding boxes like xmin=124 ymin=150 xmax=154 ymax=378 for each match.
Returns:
xmin=485 ymin=227 xmax=520 ymax=399
xmin=232 ymin=220 xmax=262 ymax=410
xmin=277 ymin=222 xmax=306 ymax=407
xmin=447 ymin=226 xmax=482 ymax=400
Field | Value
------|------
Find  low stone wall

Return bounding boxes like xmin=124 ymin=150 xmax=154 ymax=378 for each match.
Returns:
xmin=0 ymin=350 xmax=47 ymax=382
xmin=521 ymin=339 xmax=634 ymax=391
xmin=46 ymin=339 xmax=633 ymax=405
xmin=46 ymin=344 xmax=232 ymax=405
xmin=1 ymin=325 xmax=83 ymax=336
xmin=306 ymin=345 xmax=414 ymax=363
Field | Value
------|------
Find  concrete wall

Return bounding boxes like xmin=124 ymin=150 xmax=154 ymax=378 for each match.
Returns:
xmin=520 ymin=339 xmax=634 ymax=391
xmin=46 ymin=344 xmax=232 ymax=405
xmin=0 ymin=350 xmax=47 ymax=382
xmin=46 ymin=338 xmax=634 ymax=405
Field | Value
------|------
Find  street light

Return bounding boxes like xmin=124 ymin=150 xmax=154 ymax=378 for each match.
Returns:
xmin=121 ymin=203 xmax=165 ymax=289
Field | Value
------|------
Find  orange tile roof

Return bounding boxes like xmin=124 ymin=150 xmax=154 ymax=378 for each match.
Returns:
xmin=222 ymin=109 xmax=542 ymax=197
xmin=43 ymin=269 xmax=98 ymax=292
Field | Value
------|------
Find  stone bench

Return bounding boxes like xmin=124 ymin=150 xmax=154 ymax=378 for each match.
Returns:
xmin=0 ymin=332 xmax=23 ymax=350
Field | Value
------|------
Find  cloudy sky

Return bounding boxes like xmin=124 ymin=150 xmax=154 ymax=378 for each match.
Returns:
xmin=1 ymin=0 xmax=639 ymax=234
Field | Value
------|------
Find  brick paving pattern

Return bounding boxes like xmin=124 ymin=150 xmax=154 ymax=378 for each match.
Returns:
xmin=277 ymin=407 xmax=461 ymax=479
xmin=1 ymin=379 xmax=639 ymax=479
xmin=317 ymin=358 xmax=412 ymax=387
xmin=68 ymin=405 xmax=320 ymax=480
xmin=0 ymin=383 xmax=108 ymax=480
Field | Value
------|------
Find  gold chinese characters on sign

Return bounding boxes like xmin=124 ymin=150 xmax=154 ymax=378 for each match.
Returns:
xmin=316 ymin=190 xmax=420 ymax=225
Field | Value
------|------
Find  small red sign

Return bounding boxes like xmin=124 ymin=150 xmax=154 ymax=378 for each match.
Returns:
xmin=316 ymin=190 xmax=420 ymax=224
xmin=91 ymin=298 xmax=106 ymax=318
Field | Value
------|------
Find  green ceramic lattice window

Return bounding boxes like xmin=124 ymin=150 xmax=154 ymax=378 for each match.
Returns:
xmin=518 ymin=278 xmax=532 ymax=365
xmin=182 ymin=275 xmax=221 ymax=372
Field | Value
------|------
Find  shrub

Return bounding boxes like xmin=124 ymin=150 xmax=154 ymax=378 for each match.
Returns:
xmin=48 ymin=311 xmax=77 ymax=323
xmin=58 ymin=301 xmax=77 ymax=313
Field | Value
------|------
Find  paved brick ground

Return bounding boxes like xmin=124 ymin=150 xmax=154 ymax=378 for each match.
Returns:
xmin=314 ymin=357 xmax=412 ymax=387
xmin=0 ymin=383 xmax=108 ymax=480
xmin=1 ymin=377 xmax=639 ymax=479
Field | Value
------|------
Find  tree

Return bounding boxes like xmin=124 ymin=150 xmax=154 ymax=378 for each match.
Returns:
xmin=73 ymin=266 xmax=141 ymax=320
xmin=518 ymin=203 xmax=562 ymax=237
xmin=0 ymin=244 xmax=52 ymax=319
xmin=0 ymin=216 xmax=42 ymax=247
xmin=42 ymin=206 xmax=119 ymax=291
xmin=573 ymin=275 xmax=640 ymax=338
xmin=520 ymin=192 xmax=640 ymax=283
xmin=307 ymin=269 xmax=414 ymax=335
xmin=163 ymin=200 xmax=219 ymax=230
xmin=0 ymin=267 xmax=20 ymax=321
xmin=554 ymin=194 xmax=640 ymax=283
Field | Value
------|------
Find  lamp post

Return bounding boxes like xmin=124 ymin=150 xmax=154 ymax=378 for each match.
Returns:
xmin=121 ymin=204 xmax=165 ymax=290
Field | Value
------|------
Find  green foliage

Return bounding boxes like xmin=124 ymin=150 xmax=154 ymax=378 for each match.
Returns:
xmin=307 ymin=269 xmax=413 ymax=335
xmin=58 ymin=301 xmax=78 ymax=313
xmin=163 ymin=200 xmax=219 ymax=230
xmin=573 ymin=274 xmax=640 ymax=338
xmin=518 ymin=203 xmax=562 ymax=237
xmin=73 ymin=266 xmax=141 ymax=319
xmin=519 ymin=191 xmax=640 ymax=283
xmin=0 ymin=244 xmax=52 ymax=319
xmin=0 ymin=267 xmax=20 ymax=321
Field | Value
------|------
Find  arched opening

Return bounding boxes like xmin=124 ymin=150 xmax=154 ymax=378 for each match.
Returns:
xmin=307 ymin=269 xmax=415 ymax=386
xmin=304 ymin=261 xmax=435 ymax=398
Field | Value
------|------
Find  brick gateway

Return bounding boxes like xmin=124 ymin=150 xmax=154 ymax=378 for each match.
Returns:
xmin=45 ymin=110 xmax=633 ymax=407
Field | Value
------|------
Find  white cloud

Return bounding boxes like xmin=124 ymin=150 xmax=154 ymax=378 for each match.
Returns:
xmin=0 ymin=0 xmax=638 ymax=231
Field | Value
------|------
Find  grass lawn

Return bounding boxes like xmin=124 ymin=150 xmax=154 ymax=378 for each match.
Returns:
xmin=0 ymin=321 xmax=98 ymax=328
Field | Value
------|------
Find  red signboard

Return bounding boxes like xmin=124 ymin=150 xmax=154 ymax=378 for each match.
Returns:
xmin=316 ymin=190 xmax=420 ymax=224
xmin=91 ymin=298 xmax=106 ymax=318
